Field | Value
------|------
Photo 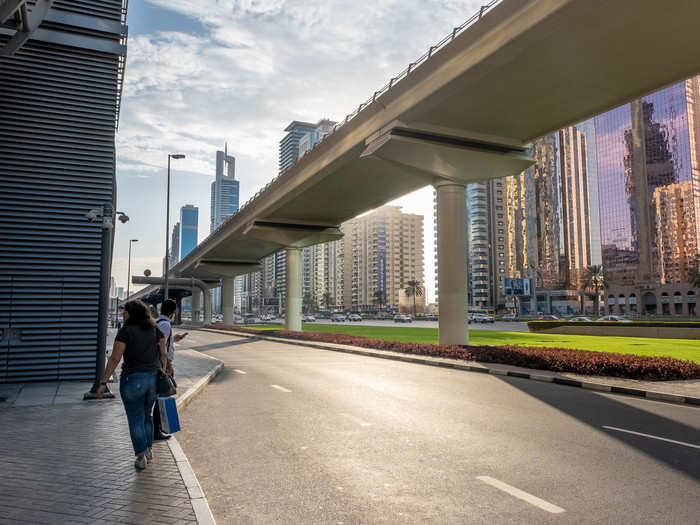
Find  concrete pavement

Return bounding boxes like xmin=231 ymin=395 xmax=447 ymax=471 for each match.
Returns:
xmin=0 ymin=337 xmax=222 ymax=525
xmin=178 ymin=329 xmax=700 ymax=524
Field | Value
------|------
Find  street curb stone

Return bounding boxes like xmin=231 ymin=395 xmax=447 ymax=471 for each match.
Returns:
xmin=203 ymin=327 xmax=700 ymax=408
xmin=170 ymin=353 xmax=223 ymax=525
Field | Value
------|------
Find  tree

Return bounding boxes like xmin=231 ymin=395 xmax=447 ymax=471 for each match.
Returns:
xmin=689 ymin=264 xmax=700 ymax=289
xmin=302 ymin=293 xmax=316 ymax=314
xmin=373 ymin=289 xmax=385 ymax=312
xmin=403 ymin=280 xmax=424 ymax=316
xmin=582 ymin=265 xmax=608 ymax=316
xmin=322 ymin=292 xmax=333 ymax=310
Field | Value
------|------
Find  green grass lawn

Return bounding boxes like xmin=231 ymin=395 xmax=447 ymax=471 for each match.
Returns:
xmin=245 ymin=323 xmax=700 ymax=364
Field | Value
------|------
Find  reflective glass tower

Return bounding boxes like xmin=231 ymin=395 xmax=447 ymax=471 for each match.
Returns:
xmin=179 ymin=205 xmax=199 ymax=259
xmin=210 ymin=147 xmax=239 ymax=233
xmin=594 ymin=78 xmax=700 ymax=286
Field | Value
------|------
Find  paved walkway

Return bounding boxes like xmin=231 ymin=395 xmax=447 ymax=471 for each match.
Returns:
xmin=0 ymin=341 xmax=222 ymax=525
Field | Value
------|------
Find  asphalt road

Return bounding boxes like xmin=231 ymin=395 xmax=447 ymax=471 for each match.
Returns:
xmin=176 ymin=329 xmax=700 ymax=525
xmin=263 ymin=319 xmax=530 ymax=332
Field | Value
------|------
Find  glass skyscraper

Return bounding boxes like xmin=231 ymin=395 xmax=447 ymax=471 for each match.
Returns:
xmin=594 ymin=79 xmax=700 ymax=287
xmin=179 ymin=205 xmax=199 ymax=259
xmin=210 ymin=147 xmax=239 ymax=233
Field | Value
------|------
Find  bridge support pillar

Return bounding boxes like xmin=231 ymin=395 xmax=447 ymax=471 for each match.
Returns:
xmin=192 ymin=289 xmax=201 ymax=323
xmin=203 ymin=286 xmax=212 ymax=325
xmin=434 ymin=180 xmax=469 ymax=345
xmin=285 ymin=247 xmax=302 ymax=331
xmin=222 ymin=277 xmax=234 ymax=325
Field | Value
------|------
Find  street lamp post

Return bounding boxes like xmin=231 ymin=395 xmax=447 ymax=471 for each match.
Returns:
xmin=126 ymin=238 xmax=138 ymax=299
xmin=164 ymin=153 xmax=185 ymax=301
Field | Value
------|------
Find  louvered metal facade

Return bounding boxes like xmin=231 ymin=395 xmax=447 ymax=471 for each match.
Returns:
xmin=0 ymin=1 xmax=127 ymax=382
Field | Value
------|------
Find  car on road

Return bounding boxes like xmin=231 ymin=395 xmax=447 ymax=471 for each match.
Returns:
xmin=569 ymin=316 xmax=593 ymax=322
xmin=393 ymin=314 xmax=412 ymax=323
xmin=500 ymin=313 xmax=519 ymax=321
xmin=471 ymin=313 xmax=495 ymax=323
xmin=347 ymin=313 xmax=362 ymax=321
xmin=244 ymin=314 xmax=261 ymax=324
xmin=425 ymin=313 xmax=438 ymax=321
xmin=538 ymin=314 xmax=560 ymax=321
xmin=302 ymin=315 xmax=316 ymax=322
xmin=331 ymin=313 xmax=347 ymax=322
xmin=597 ymin=315 xmax=633 ymax=322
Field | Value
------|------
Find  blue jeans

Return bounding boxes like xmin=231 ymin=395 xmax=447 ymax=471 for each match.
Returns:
xmin=119 ymin=370 xmax=157 ymax=456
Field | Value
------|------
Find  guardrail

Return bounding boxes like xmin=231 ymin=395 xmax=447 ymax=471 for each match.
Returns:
xmin=177 ymin=1 xmax=502 ymax=266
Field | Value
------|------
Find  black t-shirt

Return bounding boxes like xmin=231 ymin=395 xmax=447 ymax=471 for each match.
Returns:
xmin=115 ymin=323 xmax=164 ymax=377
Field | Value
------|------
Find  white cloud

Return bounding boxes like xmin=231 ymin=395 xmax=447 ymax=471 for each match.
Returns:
xmin=114 ymin=0 xmax=486 ymax=301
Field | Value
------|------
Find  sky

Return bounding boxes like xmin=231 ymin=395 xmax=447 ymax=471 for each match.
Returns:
xmin=113 ymin=0 xmax=487 ymax=302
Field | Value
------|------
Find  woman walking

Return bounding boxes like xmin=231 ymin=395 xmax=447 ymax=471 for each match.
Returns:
xmin=97 ymin=300 xmax=166 ymax=470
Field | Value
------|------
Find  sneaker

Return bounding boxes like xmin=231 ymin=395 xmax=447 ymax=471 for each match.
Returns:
xmin=145 ymin=448 xmax=153 ymax=463
xmin=134 ymin=455 xmax=147 ymax=470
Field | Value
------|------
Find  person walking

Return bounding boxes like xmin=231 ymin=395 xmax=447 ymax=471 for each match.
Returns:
xmin=97 ymin=300 xmax=166 ymax=470
xmin=153 ymin=298 xmax=185 ymax=440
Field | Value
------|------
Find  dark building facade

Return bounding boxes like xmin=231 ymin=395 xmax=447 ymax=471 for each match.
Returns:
xmin=0 ymin=1 xmax=128 ymax=382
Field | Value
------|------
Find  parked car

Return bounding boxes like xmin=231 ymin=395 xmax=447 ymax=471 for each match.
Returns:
xmin=393 ymin=314 xmax=412 ymax=323
xmin=597 ymin=315 xmax=632 ymax=322
xmin=425 ymin=313 xmax=438 ymax=321
xmin=471 ymin=313 xmax=495 ymax=323
xmin=348 ymin=313 xmax=362 ymax=321
xmin=244 ymin=314 xmax=261 ymax=324
xmin=538 ymin=314 xmax=560 ymax=321
xmin=569 ymin=316 xmax=593 ymax=322
xmin=302 ymin=315 xmax=316 ymax=322
xmin=331 ymin=313 xmax=347 ymax=322
xmin=233 ymin=315 xmax=244 ymax=324
xmin=501 ymin=313 xmax=519 ymax=321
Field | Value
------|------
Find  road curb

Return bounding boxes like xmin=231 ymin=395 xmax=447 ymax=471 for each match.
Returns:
xmin=169 ymin=355 xmax=223 ymax=525
xmin=202 ymin=328 xmax=700 ymax=408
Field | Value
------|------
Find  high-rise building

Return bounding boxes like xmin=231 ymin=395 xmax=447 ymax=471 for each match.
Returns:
xmin=342 ymin=206 xmax=424 ymax=311
xmin=179 ymin=205 xmax=198 ymax=259
xmin=170 ymin=222 xmax=180 ymax=267
xmin=279 ymin=121 xmax=317 ymax=175
xmin=210 ymin=146 xmax=239 ymax=233
xmin=594 ymin=77 xmax=700 ymax=315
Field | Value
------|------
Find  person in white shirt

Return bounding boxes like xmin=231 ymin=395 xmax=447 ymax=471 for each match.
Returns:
xmin=153 ymin=299 xmax=186 ymax=440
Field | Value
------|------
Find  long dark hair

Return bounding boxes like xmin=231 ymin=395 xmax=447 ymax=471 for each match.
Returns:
xmin=123 ymin=300 xmax=155 ymax=328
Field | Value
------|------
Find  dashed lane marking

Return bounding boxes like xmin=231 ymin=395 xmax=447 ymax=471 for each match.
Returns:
xmin=339 ymin=412 xmax=372 ymax=427
xmin=602 ymin=426 xmax=700 ymax=450
xmin=233 ymin=369 xmax=247 ymax=374
xmin=270 ymin=384 xmax=292 ymax=393
xmin=476 ymin=476 xmax=565 ymax=514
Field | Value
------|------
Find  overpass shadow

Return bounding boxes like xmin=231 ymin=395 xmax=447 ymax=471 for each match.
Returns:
xmin=495 ymin=376 xmax=700 ymax=482
xmin=186 ymin=339 xmax=256 ymax=352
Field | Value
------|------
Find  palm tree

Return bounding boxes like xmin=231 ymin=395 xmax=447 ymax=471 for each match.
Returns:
xmin=582 ymin=265 xmax=608 ymax=316
xmin=322 ymin=292 xmax=333 ymax=310
xmin=403 ymin=280 xmax=424 ymax=317
xmin=373 ymin=289 xmax=385 ymax=312
xmin=302 ymin=293 xmax=315 ymax=314
xmin=689 ymin=264 xmax=700 ymax=289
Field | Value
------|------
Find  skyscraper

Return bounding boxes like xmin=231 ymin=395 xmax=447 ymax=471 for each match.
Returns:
xmin=179 ymin=205 xmax=198 ymax=259
xmin=278 ymin=121 xmax=317 ymax=175
xmin=210 ymin=146 xmax=239 ymax=233
xmin=170 ymin=221 xmax=180 ymax=268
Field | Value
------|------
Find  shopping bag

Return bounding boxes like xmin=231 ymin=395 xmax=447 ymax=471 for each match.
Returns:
xmin=157 ymin=397 xmax=181 ymax=433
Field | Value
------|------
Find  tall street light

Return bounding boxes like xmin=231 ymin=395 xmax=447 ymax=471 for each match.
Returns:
xmin=164 ymin=153 xmax=186 ymax=301
xmin=126 ymin=238 xmax=138 ymax=299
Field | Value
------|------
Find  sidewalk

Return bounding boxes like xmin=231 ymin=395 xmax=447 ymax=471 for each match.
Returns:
xmin=0 ymin=344 xmax=222 ymax=524
xmin=204 ymin=327 xmax=700 ymax=405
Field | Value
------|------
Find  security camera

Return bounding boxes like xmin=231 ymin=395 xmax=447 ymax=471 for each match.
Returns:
xmin=85 ymin=209 xmax=100 ymax=222
xmin=144 ymin=269 xmax=152 ymax=277
xmin=118 ymin=213 xmax=129 ymax=224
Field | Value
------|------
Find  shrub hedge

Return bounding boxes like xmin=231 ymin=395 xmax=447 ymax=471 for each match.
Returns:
xmin=528 ymin=320 xmax=700 ymax=331
xmin=210 ymin=325 xmax=700 ymax=381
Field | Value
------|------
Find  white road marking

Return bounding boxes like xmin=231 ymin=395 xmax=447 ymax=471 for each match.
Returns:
xmin=339 ymin=412 xmax=372 ymax=427
xmin=602 ymin=426 xmax=700 ymax=450
xmin=233 ymin=369 xmax=247 ymax=374
xmin=270 ymin=384 xmax=292 ymax=393
xmin=476 ymin=476 xmax=565 ymax=514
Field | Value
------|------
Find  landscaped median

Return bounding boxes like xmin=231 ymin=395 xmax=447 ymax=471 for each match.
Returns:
xmin=528 ymin=320 xmax=700 ymax=340
xmin=207 ymin=324 xmax=700 ymax=381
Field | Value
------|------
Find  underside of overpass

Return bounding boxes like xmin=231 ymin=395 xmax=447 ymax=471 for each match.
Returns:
xmin=141 ymin=0 xmax=700 ymax=344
